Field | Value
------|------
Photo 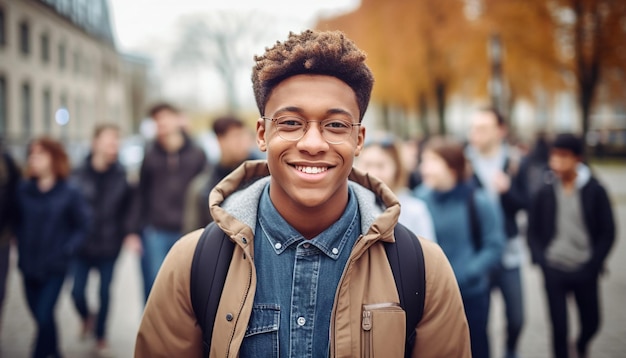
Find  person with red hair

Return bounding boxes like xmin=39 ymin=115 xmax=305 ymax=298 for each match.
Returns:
xmin=15 ymin=137 xmax=90 ymax=358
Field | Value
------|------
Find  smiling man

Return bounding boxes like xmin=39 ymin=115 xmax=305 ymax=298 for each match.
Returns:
xmin=135 ymin=30 xmax=469 ymax=357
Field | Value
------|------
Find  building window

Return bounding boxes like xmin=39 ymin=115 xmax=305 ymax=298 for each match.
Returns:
xmin=0 ymin=76 xmax=7 ymax=134
xmin=73 ymin=49 xmax=80 ymax=74
xmin=0 ymin=7 xmax=6 ymax=47
xmin=21 ymin=82 xmax=32 ymax=139
xmin=41 ymin=33 xmax=50 ymax=63
xmin=43 ymin=88 xmax=52 ymax=133
xmin=19 ymin=20 xmax=30 ymax=56
xmin=59 ymin=42 xmax=66 ymax=70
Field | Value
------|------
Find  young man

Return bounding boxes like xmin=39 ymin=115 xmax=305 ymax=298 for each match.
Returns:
xmin=183 ymin=116 xmax=256 ymax=232
xmin=129 ymin=103 xmax=207 ymax=300
xmin=136 ymin=30 xmax=470 ymax=357
xmin=69 ymin=124 xmax=133 ymax=355
xmin=466 ymin=107 xmax=528 ymax=358
xmin=527 ymin=133 xmax=615 ymax=358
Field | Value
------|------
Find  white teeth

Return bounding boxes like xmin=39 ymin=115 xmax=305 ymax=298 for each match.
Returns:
xmin=295 ymin=166 xmax=328 ymax=174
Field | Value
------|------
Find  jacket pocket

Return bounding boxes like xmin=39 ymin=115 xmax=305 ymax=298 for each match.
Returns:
xmin=240 ymin=304 xmax=280 ymax=357
xmin=361 ymin=303 xmax=406 ymax=358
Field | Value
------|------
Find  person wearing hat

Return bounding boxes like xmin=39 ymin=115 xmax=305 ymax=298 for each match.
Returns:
xmin=527 ymin=133 xmax=615 ymax=358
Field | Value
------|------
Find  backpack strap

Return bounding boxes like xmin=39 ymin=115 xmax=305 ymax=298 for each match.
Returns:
xmin=385 ymin=223 xmax=426 ymax=358
xmin=468 ymin=187 xmax=482 ymax=250
xmin=190 ymin=222 xmax=235 ymax=356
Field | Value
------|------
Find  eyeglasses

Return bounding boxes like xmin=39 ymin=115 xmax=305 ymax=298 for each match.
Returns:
xmin=262 ymin=115 xmax=361 ymax=144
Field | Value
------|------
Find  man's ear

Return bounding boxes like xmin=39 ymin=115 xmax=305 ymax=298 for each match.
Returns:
xmin=256 ymin=118 xmax=267 ymax=152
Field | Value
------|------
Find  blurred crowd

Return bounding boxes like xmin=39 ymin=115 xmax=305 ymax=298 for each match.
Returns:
xmin=0 ymin=103 xmax=616 ymax=358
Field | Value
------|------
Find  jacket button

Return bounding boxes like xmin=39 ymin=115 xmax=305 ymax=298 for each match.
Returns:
xmin=242 ymin=237 xmax=247 ymax=244
xmin=226 ymin=313 xmax=233 ymax=321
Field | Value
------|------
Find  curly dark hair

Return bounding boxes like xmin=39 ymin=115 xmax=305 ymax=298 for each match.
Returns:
xmin=252 ymin=30 xmax=374 ymax=121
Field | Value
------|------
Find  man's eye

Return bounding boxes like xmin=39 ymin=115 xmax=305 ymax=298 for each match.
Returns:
xmin=324 ymin=120 xmax=351 ymax=129
xmin=277 ymin=117 xmax=305 ymax=127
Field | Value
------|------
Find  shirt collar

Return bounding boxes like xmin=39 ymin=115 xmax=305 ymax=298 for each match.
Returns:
xmin=258 ymin=183 xmax=359 ymax=260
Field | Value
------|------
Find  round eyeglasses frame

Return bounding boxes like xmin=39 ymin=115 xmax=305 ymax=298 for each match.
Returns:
xmin=262 ymin=115 xmax=361 ymax=145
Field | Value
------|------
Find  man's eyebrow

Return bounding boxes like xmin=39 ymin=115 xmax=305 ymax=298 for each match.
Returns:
xmin=272 ymin=107 xmax=303 ymax=117
xmin=271 ymin=107 xmax=355 ymax=119
xmin=326 ymin=108 xmax=354 ymax=119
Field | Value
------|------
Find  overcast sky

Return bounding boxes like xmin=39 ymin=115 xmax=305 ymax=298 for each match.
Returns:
xmin=107 ymin=0 xmax=361 ymax=111
xmin=108 ymin=0 xmax=360 ymax=52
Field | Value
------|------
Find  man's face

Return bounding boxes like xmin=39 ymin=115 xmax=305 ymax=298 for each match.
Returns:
xmin=549 ymin=148 xmax=579 ymax=180
xmin=93 ymin=128 xmax=120 ymax=164
xmin=256 ymin=74 xmax=364 ymax=211
xmin=220 ymin=126 xmax=253 ymax=164
xmin=356 ymin=145 xmax=397 ymax=189
xmin=420 ymin=150 xmax=456 ymax=190
xmin=153 ymin=109 xmax=181 ymax=139
xmin=469 ymin=111 xmax=503 ymax=151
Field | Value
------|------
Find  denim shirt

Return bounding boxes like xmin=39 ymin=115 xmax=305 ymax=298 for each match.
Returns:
xmin=239 ymin=183 xmax=361 ymax=358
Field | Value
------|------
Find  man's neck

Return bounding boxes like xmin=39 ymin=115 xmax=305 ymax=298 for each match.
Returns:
xmin=160 ymin=131 xmax=185 ymax=153
xmin=477 ymin=143 xmax=502 ymax=158
xmin=91 ymin=154 xmax=111 ymax=173
xmin=560 ymin=171 xmax=577 ymax=192
xmin=37 ymin=173 xmax=56 ymax=192
xmin=271 ymin=188 xmax=349 ymax=240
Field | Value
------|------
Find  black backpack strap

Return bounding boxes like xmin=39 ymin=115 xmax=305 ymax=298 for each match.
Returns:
xmin=190 ymin=222 xmax=235 ymax=356
xmin=468 ymin=187 xmax=482 ymax=250
xmin=385 ymin=223 xmax=426 ymax=358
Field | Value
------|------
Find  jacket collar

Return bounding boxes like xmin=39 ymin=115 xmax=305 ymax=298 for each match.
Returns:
xmin=209 ymin=160 xmax=400 ymax=244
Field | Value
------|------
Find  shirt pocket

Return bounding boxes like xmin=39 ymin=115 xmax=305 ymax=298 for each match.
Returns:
xmin=240 ymin=304 xmax=280 ymax=358
xmin=361 ymin=302 xmax=406 ymax=358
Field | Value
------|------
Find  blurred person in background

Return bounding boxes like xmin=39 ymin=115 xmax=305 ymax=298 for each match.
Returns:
xmin=527 ymin=133 xmax=615 ymax=358
xmin=15 ymin=137 xmax=90 ymax=358
xmin=355 ymin=135 xmax=436 ymax=241
xmin=415 ymin=136 xmax=505 ymax=358
xmin=183 ymin=116 xmax=256 ymax=232
xmin=128 ymin=103 xmax=207 ymax=301
xmin=404 ymin=136 xmax=426 ymax=191
xmin=521 ymin=132 xmax=552 ymax=206
xmin=0 ymin=143 xmax=20 ymax=333
xmin=69 ymin=124 xmax=134 ymax=356
xmin=466 ymin=107 xmax=528 ymax=358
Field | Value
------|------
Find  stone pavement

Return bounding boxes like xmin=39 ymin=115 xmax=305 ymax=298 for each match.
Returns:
xmin=0 ymin=163 xmax=624 ymax=358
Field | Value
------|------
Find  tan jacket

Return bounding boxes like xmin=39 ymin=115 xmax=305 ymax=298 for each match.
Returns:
xmin=136 ymin=160 xmax=470 ymax=357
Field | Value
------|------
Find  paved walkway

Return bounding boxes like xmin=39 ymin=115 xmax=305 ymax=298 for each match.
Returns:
xmin=1 ymin=163 xmax=624 ymax=357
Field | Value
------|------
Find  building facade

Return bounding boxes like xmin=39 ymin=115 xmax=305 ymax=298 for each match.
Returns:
xmin=0 ymin=0 xmax=148 ymax=152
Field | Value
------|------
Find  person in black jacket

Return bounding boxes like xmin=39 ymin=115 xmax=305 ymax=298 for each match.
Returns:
xmin=129 ymin=103 xmax=207 ymax=301
xmin=0 ymin=143 xmax=20 ymax=332
xmin=16 ymin=137 xmax=90 ymax=358
xmin=69 ymin=124 xmax=133 ymax=356
xmin=183 ymin=116 xmax=256 ymax=232
xmin=466 ymin=107 xmax=528 ymax=358
xmin=527 ymin=133 xmax=615 ymax=358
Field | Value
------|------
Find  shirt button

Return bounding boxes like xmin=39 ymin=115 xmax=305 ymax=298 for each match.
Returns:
xmin=297 ymin=317 xmax=306 ymax=326
xmin=303 ymin=243 xmax=310 ymax=249
xmin=332 ymin=248 xmax=339 ymax=255
xmin=274 ymin=243 xmax=282 ymax=250
xmin=226 ymin=313 xmax=233 ymax=321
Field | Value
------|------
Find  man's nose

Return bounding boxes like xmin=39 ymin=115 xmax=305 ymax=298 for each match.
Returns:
xmin=296 ymin=121 xmax=329 ymax=153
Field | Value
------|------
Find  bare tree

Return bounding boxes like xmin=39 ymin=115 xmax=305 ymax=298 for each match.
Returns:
xmin=171 ymin=11 xmax=273 ymax=111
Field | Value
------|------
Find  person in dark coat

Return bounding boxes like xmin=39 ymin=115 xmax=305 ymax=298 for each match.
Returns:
xmin=466 ymin=107 xmax=528 ymax=358
xmin=16 ymin=137 xmax=90 ymax=358
xmin=0 ymin=143 xmax=20 ymax=332
xmin=69 ymin=124 xmax=133 ymax=356
xmin=527 ymin=133 xmax=615 ymax=358
xmin=128 ymin=103 xmax=207 ymax=300
xmin=183 ymin=116 xmax=255 ymax=232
